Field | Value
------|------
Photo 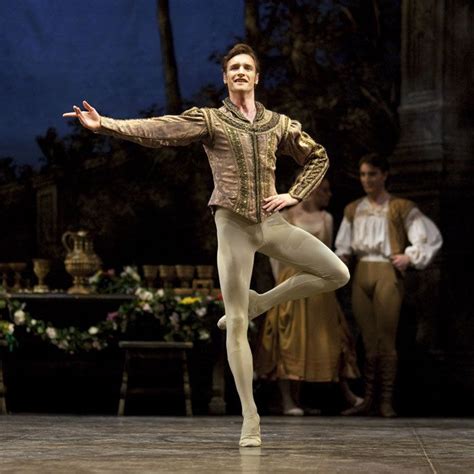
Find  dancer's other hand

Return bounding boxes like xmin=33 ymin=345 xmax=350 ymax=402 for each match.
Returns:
xmin=339 ymin=255 xmax=350 ymax=265
xmin=62 ymin=100 xmax=101 ymax=131
xmin=391 ymin=254 xmax=411 ymax=272
xmin=263 ymin=193 xmax=299 ymax=213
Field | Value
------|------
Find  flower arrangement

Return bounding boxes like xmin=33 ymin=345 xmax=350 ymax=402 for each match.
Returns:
xmin=0 ymin=268 xmax=224 ymax=354
xmin=88 ymin=266 xmax=142 ymax=294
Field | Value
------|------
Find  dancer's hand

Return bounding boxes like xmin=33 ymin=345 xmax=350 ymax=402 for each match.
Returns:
xmin=339 ymin=254 xmax=350 ymax=265
xmin=263 ymin=193 xmax=299 ymax=213
xmin=391 ymin=254 xmax=411 ymax=272
xmin=62 ymin=100 xmax=101 ymax=131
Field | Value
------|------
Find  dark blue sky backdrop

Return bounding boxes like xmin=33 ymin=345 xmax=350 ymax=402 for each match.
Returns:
xmin=1 ymin=0 xmax=243 ymax=166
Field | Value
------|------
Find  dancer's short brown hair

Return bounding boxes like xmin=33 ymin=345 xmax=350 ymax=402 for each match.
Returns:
xmin=358 ymin=153 xmax=390 ymax=173
xmin=222 ymin=43 xmax=260 ymax=73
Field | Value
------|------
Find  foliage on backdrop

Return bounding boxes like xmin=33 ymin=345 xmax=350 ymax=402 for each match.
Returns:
xmin=0 ymin=1 xmax=400 ymax=269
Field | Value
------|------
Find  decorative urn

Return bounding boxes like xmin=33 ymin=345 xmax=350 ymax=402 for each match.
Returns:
xmin=62 ymin=230 xmax=101 ymax=294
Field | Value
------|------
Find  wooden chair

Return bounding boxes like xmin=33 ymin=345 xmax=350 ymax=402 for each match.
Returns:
xmin=117 ymin=341 xmax=193 ymax=416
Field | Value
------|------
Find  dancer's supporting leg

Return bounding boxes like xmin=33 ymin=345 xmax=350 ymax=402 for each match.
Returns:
xmin=218 ymin=212 xmax=349 ymax=329
xmin=214 ymin=209 xmax=261 ymax=447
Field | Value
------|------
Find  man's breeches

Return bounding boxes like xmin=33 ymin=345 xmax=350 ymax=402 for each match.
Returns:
xmin=351 ymin=261 xmax=404 ymax=356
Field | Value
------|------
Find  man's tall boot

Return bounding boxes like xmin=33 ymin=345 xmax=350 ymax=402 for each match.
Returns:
xmin=379 ymin=353 xmax=397 ymax=418
xmin=341 ymin=355 xmax=377 ymax=416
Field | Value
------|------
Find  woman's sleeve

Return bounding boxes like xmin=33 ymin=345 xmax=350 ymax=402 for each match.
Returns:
xmin=335 ymin=216 xmax=353 ymax=257
xmin=97 ymin=107 xmax=211 ymax=148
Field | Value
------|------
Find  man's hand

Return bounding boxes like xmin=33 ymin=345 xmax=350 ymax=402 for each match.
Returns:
xmin=263 ymin=193 xmax=299 ymax=213
xmin=391 ymin=254 xmax=411 ymax=272
xmin=63 ymin=100 xmax=101 ymax=131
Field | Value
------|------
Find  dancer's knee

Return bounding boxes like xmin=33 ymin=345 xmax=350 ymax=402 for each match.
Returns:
xmin=226 ymin=314 xmax=248 ymax=335
xmin=332 ymin=261 xmax=350 ymax=288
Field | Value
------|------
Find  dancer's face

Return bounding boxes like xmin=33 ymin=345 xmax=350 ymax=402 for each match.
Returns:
xmin=359 ymin=163 xmax=388 ymax=196
xmin=223 ymin=54 xmax=259 ymax=94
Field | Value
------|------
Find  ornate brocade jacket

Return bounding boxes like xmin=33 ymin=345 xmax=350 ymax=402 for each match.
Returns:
xmin=98 ymin=98 xmax=329 ymax=223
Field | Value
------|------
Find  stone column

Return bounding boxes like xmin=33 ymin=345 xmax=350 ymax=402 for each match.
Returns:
xmin=391 ymin=0 xmax=474 ymax=413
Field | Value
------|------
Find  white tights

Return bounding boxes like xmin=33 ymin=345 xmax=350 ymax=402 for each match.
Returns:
xmin=214 ymin=208 xmax=349 ymax=425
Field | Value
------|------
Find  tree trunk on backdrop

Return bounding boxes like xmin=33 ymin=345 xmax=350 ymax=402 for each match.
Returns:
xmin=245 ymin=0 xmax=260 ymax=48
xmin=156 ymin=0 xmax=182 ymax=114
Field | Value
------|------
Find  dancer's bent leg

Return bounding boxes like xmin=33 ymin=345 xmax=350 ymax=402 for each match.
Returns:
xmin=218 ymin=212 xmax=349 ymax=330
xmin=214 ymin=208 xmax=261 ymax=447
xmin=254 ymin=213 xmax=349 ymax=315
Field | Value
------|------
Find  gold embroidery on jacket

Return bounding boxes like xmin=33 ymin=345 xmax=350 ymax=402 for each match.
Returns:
xmin=263 ymin=133 xmax=277 ymax=199
xmin=214 ymin=110 xmax=280 ymax=133
xmin=224 ymin=126 xmax=249 ymax=215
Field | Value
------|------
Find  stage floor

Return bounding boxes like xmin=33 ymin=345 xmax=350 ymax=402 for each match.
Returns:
xmin=1 ymin=416 xmax=473 ymax=473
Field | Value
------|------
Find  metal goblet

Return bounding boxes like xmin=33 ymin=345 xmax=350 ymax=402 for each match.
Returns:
xmin=33 ymin=258 xmax=51 ymax=293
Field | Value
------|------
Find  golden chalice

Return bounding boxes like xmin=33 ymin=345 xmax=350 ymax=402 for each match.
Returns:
xmin=8 ymin=262 xmax=27 ymax=292
xmin=158 ymin=265 xmax=176 ymax=289
xmin=0 ymin=263 xmax=9 ymax=290
xmin=142 ymin=265 xmax=159 ymax=289
xmin=175 ymin=265 xmax=195 ymax=288
xmin=33 ymin=259 xmax=51 ymax=293
xmin=196 ymin=265 xmax=214 ymax=279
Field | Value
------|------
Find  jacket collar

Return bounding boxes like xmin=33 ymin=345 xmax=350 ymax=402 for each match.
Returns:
xmin=223 ymin=97 xmax=265 ymax=123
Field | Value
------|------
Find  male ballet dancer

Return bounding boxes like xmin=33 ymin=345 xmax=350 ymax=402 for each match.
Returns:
xmin=64 ymin=43 xmax=349 ymax=447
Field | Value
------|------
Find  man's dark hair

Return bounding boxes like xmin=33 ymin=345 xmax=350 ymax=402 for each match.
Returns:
xmin=358 ymin=153 xmax=390 ymax=173
xmin=222 ymin=43 xmax=260 ymax=73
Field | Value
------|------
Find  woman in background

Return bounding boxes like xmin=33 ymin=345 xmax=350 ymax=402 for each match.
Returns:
xmin=255 ymin=179 xmax=361 ymax=415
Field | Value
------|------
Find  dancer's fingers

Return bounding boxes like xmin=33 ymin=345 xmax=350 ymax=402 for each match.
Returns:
xmin=62 ymin=112 xmax=76 ymax=117
xmin=82 ymin=100 xmax=94 ymax=111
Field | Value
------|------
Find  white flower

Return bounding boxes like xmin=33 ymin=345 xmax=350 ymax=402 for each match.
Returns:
xmin=196 ymin=307 xmax=207 ymax=317
xmin=46 ymin=327 xmax=57 ymax=339
xmin=142 ymin=303 xmax=152 ymax=313
xmin=136 ymin=288 xmax=153 ymax=302
xmin=199 ymin=329 xmax=210 ymax=341
xmin=170 ymin=312 xmax=180 ymax=328
xmin=7 ymin=323 xmax=14 ymax=334
xmin=124 ymin=266 xmax=141 ymax=282
xmin=156 ymin=289 xmax=165 ymax=298
xmin=14 ymin=309 xmax=26 ymax=325
xmin=88 ymin=271 xmax=101 ymax=284
xmin=88 ymin=326 xmax=99 ymax=335
xmin=30 ymin=319 xmax=37 ymax=326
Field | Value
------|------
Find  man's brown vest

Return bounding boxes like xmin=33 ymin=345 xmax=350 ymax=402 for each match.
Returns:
xmin=344 ymin=196 xmax=415 ymax=256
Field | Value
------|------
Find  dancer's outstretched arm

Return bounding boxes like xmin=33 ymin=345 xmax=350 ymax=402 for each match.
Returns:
xmin=63 ymin=100 xmax=101 ymax=131
xmin=63 ymin=101 xmax=210 ymax=148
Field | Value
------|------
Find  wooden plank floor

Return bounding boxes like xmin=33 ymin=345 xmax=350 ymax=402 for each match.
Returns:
xmin=1 ymin=416 xmax=473 ymax=473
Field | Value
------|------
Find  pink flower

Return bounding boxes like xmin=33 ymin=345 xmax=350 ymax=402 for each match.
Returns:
xmin=107 ymin=312 xmax=119 ymax=321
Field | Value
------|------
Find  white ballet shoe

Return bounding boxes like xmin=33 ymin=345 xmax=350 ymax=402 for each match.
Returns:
xmin=283 ymin=407 xmax=304 ymax=416
xmin=239 ymin=414 xmax=261 ymax=447
xmin=217 ymin=290 xmax=260 ymax=331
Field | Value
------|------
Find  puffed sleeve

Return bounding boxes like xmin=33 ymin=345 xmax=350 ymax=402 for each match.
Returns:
xmin=404 ymin=208 xmax=443 ymax=269
xmin=335 ymin=216 xmax=353 ymax=258
xmin=97 ymin=107 xmax=211 ymax=148
xmin=278 ymin=118 xmax=329 ymax=201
